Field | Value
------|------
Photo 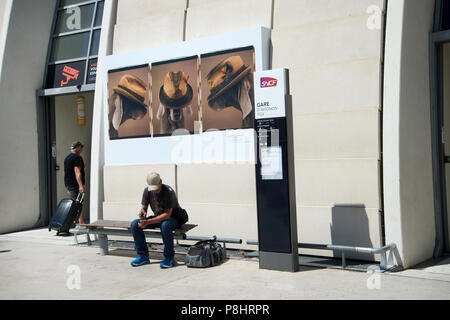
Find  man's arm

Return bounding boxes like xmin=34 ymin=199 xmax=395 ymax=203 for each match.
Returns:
xmin=138 ymin=208 xmax=173 ymax=228
xmin=138 ymin=204 xmax=148 ymax=219
xmin=74 ymin=166 xmax=85 ymax=193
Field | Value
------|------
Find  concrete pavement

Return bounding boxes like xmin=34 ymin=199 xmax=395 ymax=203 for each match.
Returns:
xmin=0 ymin=228 xmax=449 ymax=300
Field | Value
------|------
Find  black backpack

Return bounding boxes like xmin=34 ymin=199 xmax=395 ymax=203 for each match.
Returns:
xmin=176 ymin=208 xmax=189 ymax=225
xmin=185 ymin=236 xmax=226 ymax=268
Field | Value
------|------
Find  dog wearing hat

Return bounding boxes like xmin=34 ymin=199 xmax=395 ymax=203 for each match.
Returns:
xmin=108 ymin=74 xmax=148 ymax=138
xmin=206 ymin=55 xmax=254 ymax=128
xmin=156 ymin=71 xmax=193 ymax=134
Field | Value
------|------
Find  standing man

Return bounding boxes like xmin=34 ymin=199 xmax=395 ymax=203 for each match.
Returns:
xmin=130 ymin=172 xmax=188 ymax=268
xmin=64 ymin=141 xmax=86 ymax=225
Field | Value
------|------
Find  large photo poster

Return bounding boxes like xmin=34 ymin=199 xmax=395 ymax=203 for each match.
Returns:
xmin=200 ymin=46 xmax=255 ymax=131
xmin=104 ymin=47 xmax=255 ymax=139
xmin=106 ymin=47 xmax=255 ymax=140
xmin=107 ymin=65 xmax=151 ymax=139
xmin=103 ymin=27 xmax=270 ymax=164
xmin=151 ymin=56 xmax=199 ymax=136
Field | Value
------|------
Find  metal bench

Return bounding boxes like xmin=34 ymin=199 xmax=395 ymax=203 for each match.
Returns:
xmin=70 ymin=220 xmax=197 ymax=255
xmin=70 ymin=220 xmax=243 ymax=256
xmin=245 ymin=240 xmax=401 ymax=271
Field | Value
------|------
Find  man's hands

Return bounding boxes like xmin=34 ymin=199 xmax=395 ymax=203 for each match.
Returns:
xmin=138 ymin=207 xmax=147 ymax=219
xmin=138 ymin=206 xmax=148 ymax=228
xmin=137 ymin=208 xmax=173 ymax=229
xmin=138 ymin=219 xmax=148 ymax=229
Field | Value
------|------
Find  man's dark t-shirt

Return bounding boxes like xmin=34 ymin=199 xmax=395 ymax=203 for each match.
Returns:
xmin=64 ymin=153 xmax=85 ymax=188
xmin=141 ymin=184 xmax=183 ymax=222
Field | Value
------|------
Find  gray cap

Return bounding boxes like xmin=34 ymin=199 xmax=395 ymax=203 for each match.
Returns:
xmin=71 ymin=141 xmax=84 ymax=150
xmin=147 ymin=172 xmax=161 ymax=191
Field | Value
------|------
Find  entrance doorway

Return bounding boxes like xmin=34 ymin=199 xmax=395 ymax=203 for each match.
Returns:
xmin=49 ymin=92 xmax=94 ymax=223
xmin=429 ymin=0 xmax=450 ymax=256
xmin=443 ymin=42 xmax=450 ymax=251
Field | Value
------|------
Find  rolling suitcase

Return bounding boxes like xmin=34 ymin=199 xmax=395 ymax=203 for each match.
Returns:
xmin=48 ymin=193 xmax=85 ymax=236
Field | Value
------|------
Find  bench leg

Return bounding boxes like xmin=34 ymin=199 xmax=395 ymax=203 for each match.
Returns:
xmin=99 ymin=234 xmax=109 ymax=256
xmin=86 ymin=233 xmax=92 ymax=246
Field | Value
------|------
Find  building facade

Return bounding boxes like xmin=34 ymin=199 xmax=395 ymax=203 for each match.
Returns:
xmin=0 ymin=0 xmax=449 ymax=269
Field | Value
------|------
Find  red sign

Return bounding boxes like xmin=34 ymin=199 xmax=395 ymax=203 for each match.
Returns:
xmin=260 ymin=77 xmax=278 ymax=88
xmin=60 ymin=65 xmax=80 ymax=86
xmin=52 ymin=60 xmax=85 ymax=88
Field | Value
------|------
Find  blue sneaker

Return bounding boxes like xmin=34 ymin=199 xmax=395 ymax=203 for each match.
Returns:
xmin=160 ymin=257 xmax=176 ymax=268
xmin=131 ymin=255 xmax=150 ymax=267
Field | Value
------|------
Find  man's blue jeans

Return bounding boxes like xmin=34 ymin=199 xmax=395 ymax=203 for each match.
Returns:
xmin=130 ymin=216 xmax=181 ymax=259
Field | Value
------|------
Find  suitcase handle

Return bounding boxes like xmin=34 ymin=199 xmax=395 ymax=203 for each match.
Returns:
xmin=76 ymin=192 xmax=85 ymax=203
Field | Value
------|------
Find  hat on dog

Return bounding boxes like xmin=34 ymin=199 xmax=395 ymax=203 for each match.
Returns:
xmin=159 ymin=71 xmax=193 ymax=109
xmin=147 ymin=172 xmax=162 ymax=191
xmin=113 ymin=74 xmax=148 ymax=108
xmin=206 ymin=55 xmax=252 ymax=102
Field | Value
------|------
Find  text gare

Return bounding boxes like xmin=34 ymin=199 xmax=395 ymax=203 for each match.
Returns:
xmin=257 ymin=101 xmax=279 ymax=114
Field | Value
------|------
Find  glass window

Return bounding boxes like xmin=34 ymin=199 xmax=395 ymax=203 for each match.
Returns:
xmin=94 ymin=1 xmax=104 ymax=27
xmin=51 ymin=32 xmax=90 ymax=61
xmin=443 ymin=0 xmax=450 ymax=30
xmin=90 ymin=29 xmax=101 ymax=56
xmin=46 ymin=0 xmax=104 ymax=88
xmin=55 ymin=4 xmax=95 ymax=34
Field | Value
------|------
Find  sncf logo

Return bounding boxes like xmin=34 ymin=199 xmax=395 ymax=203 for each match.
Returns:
xmin=260 ymin=77 xmax=278 ymax=88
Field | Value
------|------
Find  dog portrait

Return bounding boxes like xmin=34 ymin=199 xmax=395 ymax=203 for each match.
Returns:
xmin=151 ymin=56 xmax=199 ymax=136
xmin=107 ymin=65 xmax=150 ymax=139
xmin=200 ymin=47 xmax=255 ymax=131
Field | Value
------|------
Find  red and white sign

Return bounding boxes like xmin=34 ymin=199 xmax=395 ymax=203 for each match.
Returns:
xmin=260 ymin=77 xmax=278 ymax=88
xmin=254 ymin=69 xmax=288 ymax=119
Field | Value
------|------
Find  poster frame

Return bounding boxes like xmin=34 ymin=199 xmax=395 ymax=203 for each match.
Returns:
xmin=102 ymin=27 xmax=271 ymax=166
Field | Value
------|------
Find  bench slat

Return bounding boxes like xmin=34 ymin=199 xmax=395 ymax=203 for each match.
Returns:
xmin=80 ymin=220 xmax=197 ymax=233
xmin=80 ymin=220 xmax=132 ymax=229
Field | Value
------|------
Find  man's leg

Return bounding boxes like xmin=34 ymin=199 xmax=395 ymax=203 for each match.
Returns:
xmin=130 ymin=219 xmax=153 ymax=266
xmin=160 ymin=218 xmax=181 ymax=267
xmin=130 ymin=219 xmax=150 ymax=257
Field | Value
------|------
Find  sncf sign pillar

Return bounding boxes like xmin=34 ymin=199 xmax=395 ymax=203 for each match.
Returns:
xmin=254 ymin=69 xmax=298 ymax=272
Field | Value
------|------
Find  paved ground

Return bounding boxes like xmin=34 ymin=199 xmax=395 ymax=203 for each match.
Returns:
xmin=0 ymin=228 xmax=449 ymax=300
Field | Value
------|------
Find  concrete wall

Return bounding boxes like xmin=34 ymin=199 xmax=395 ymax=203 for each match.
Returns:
xmin=96 ymin=0 xmax=387 ymax=258
xmin=113 ymin=0 xmax=187 ymax=53
xmin=272 ymin=0 xmax=385 ymax=259
xmin=0 ymin=0 xmax=56 ymax=233
xmin=383 ymin=0 xmax=436 ymax=268
xmin=90 ymin=0 xmax=117 ymax=222
xmin=0 ymin=0 xmax=9 ymax=44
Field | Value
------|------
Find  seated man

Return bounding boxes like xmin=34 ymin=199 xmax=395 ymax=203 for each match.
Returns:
xmin=130 ymin=172 xmax=187 ymax=268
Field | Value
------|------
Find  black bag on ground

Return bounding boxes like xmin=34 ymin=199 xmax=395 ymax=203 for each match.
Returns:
xmin=185 ymin=236 xmax=226 ymax=268
xmin=48 ymin=193 xmax=84 ymax=236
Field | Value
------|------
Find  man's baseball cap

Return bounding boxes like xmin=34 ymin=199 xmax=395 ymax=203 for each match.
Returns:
xmin=71 ymin=141 xmax=84 ymax=150
xmin=147 ymin=172 xmax=162 ymax=191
